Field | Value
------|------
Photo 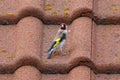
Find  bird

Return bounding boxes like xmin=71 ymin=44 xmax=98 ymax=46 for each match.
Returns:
xmin=47 ymin=23 xmax=70 ymax=59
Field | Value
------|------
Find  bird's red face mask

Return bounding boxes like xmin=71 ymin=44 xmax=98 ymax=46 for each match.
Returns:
xmin=60 ymin=23 xmax=66 ymax=30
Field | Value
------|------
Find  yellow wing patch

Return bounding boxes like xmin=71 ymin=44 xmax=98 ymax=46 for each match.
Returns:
xmin=53 ymin=38 xmax=61 ymax=48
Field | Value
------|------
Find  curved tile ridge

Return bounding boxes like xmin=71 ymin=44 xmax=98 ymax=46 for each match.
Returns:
xmin=2 ymin=66 xmax=120 ymax=80
xmin=0 ymin=66 xmax=90 ymax=80
xmin=0 ymin=17 xmax=43 ymax=73
xmin=43 ymin=0 xmax=93 ymax=24
xmin=15 ymin=16 xmax=44 ymax=69
xmin=14 ymin=66 xmax=120 ymax=80
xmin=92 ymin=21 xmax=120 ymax=73
xmin=93 ymin=0 xmax=120 ymax=24
xmin=69 ymin=17 xmax=91 ymax=59
xmin=41 ymin=66 xmax=91 ymax=80
xmin=0 ymin=0 xmax=93 ymax=24
xmin=13 ymin=66 xmax=41 ymax=80
xmin=1 ymin=0 xmax=120 ymax=25
xmin=68 ymin=66 xmax=90 ymax=80
xmin=16 ymin=16 xmax=43 ymax=59
xmin=0 ymin=0 xmax=44 ymax=24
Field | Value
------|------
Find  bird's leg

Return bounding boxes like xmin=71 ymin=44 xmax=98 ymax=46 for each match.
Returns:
xmin=60 ymin=47 xmax=66 ymax=56
xmin=58 ymin=40 xmax=66 ymax=56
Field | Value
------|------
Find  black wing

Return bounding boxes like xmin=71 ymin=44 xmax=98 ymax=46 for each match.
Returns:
xmin=60 ymin=33 xmax=66 ymax=42
xmin=48 ymin=41 xmax=56 ymax=52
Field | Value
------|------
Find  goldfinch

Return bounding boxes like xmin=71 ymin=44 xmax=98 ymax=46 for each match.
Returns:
xmin=47 ymin=23 xmax=69 ymax=59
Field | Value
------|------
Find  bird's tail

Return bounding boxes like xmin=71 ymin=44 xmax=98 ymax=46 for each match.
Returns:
xmin=47 ymin=41 xmax=57 ymax=59
xmin=47 ymin=49 xmax=54 ymax=59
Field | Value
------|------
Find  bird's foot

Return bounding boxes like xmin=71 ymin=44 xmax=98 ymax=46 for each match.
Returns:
xmin=62 ymin=52 xmax=66 ymax=56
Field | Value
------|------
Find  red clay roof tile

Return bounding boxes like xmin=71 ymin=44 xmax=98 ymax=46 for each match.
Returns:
xmin=0 ymin=0 xmax=120 ymax=80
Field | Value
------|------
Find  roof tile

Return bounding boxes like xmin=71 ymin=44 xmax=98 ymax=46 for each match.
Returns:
xmin=0 ymin=0 xmax=120 ymax=80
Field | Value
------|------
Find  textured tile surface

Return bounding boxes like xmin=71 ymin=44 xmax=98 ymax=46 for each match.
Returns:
xmin=93 ymin=0 xmax=120 ymax=24
xmin=0 ymin=0 xmax=120 ymax=80
xmin=92 ymin=23 xmax=120 ymax=73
